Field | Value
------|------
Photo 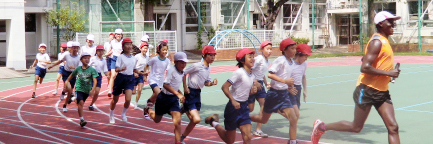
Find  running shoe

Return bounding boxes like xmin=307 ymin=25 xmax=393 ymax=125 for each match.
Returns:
xmin=89 ymin=105 xmax=94 ymax=111
xmin=62 ymin=105 xmax=67 ymax=113
xmin=32 ymin=93 xmax=36 ymax=98
xmin=311 ymin=119 xmax=325 ymax=144
xmin=122 ymin=114 xmax=128 ymax=122
xmin=80 ymin=120 xmax=87 ymax=127
xmin=253 ymin=130 xmax=269 ymax=138
xmin=205 ymin=114 xmax=219 ymax=126
xmin=109 ymin=114 xmax=115 ymax=124
xmin=107 ymin=92 xmax=112 ymax=97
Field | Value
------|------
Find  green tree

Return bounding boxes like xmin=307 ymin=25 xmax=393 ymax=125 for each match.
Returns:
xmin=45 ymin=3 xmax=87 ymax=41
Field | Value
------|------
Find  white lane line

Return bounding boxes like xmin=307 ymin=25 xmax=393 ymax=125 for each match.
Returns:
xmin=0 ymin=130 xmax=58 ymax=144
xmin=0 ymin=85 xmax=54 ymax=100
xmin=17 ymin=89 xmax=73 ymax=144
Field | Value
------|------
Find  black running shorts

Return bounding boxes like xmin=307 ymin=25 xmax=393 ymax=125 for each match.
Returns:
xmin=353 ymin=84 xmax=392 ymax=109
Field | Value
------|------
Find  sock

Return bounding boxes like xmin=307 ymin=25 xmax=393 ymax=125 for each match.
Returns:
xmin=54 ymin=89 xmax=57 ymax=93
xmin=122 ymin=107 xmax=128 ymax=116
xmin=290 ymin=140 xmax=297 ymax=144
xmin=109 ymin=109 xmax=114 ymax=116
xmin=80 ymin=117 xmax=84 ymax=121
xmin=212 ymin=121 xmax=219 ymax=128
xmin=319 ymin=123 xmax=326 ymax=131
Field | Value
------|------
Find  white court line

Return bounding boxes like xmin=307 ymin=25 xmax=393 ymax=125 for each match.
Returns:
xmin=0 ymin=84 xmax=54 ymax=100
xmin=17 ymin=89 xmax=73 ymax=144
xmin=0 ymin=140 xmax=4 ymax=144
xmin=54 ymin=100 xmax=143 ymax=144
xmin=0 ymin=130 xmax=58 ymax=144
xmin=0 ymin=78 xmax=57 ymax=84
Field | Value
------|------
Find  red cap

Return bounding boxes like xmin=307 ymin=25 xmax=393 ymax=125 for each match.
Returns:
xmin=296 ymin=44 xmax=312 ymax=56
xmin=201 ymin=45 xmax=216 ymax=54
xmin=279 ymin=38 xmax=296 ymax=51
xmin=140 ymin=42 xmax=149 ymax=48
xmin=162 ymin=39 xmax=168 ymax=43
xmin=260 ymin=40 xmax=272 ymax=49
xmin=122 ymin=38 xmax=133 ymax=45
xmin=60 ymin=43 xmax=67 ymax=48
xmin=109 ymin=33 xmax=115 ymax=36
xmin=236 ymin=48 xmax=255 ymax=61
xmin=96 ymin=45 xmax=104 ymax=50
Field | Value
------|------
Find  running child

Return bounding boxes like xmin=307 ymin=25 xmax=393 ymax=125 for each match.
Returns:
xmin=109 ymin=38 xmax=136 ymax=123
xmin=108 ymin=29 xmax=124 ymax=97
xmin=249 ymin=40 xmax=273 ymax=137
xmin=30 ymin=43 xmax=51 ymax=98
xmin=53 ymin=43 xmax=67 ymax=96
xmin=249 ymin=38 xmax=299 ymax=144
xmin=80 ymin=34 xmax=96 ymax=56
xmin=180 ymin=45 xmax=218 ymax=143
xmin=64 ymin=52 xmax=98 ymax=127
xmin=143 ymin=52 xmax=188 ymax=144
xmin=105 ymin=33 xmax=115 ymax=90
xmin=311 ymin=11 xmax=401 ymax=144
xmin=290 ymin=44 xmax=311 ymax=111
xmin=49 ymin=41 xmax=82 ymax=112
xmin=131 ymin=42 xmax=150 ymax=109
xmin=143 ymin=41 xmax=170 ymax=119
xmin=204 ymin=48 xmax=260 ymax=144
xmin=88 ymin=45 xmax=109 ymax=111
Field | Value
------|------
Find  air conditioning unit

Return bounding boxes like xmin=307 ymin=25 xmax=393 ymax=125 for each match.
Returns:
xmin=157 ymin=0 xmax=171 ymax=6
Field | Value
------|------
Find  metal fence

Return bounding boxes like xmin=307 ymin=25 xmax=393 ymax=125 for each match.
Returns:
xmin=214 ymin=30 xmax=284 ymax=50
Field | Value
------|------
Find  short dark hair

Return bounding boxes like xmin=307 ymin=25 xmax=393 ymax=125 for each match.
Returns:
xmin=281 ymin=44 xmax=295 ymax=55
xmin=157 ymin=41 xmax=168 ymax=54
xmin=295 ymin=51 xmax=307 ymax=56
xmin=236 ymin=56 xmax=245 ymax=68
xmin=202 ymin=53 xmax=215 ymax=58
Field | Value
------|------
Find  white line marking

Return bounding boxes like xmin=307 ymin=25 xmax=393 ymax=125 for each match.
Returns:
xmin=0 ymin=130 xmax=58 ymax=144
xmin=0 ymin=85 xmax=54 ymax=100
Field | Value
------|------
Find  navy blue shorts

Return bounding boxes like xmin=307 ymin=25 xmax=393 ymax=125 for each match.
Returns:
xmin=155 ymin=92 xmax=181 ymax=115
xmin=184 ymin=87 xmax=202 ymax=111
xmin=224 ymin=101 xmax=251 ymax=131
xmin=35 ymin=66 xmax=47 ymax=79
xmin=75 ymin=91 xmax=89 ymax=102
xmin=112 ymin=73 xmax=135 ymax=96
xmin=135 ymin=74 xmax=144 ymax=85
xmin=110 ymin=56 xmax=117 ymax=70
xmin=247 ymin=81 xmax=267 ymax=104
xmin=150 ymin=83 xmax=159 ymax=90
xmin=57 ymin=66 xmax=64 ymax=74
xmin=106 ymin=57 xmax=112 ymax=70
xmin=290 ymin=85 xmax=302 ymax=108
xmin=91 ymin=73 xmax=102 ymax=88
xmin=263 ymin=88 xmax=293 ymax=113
xmin=62 ymin=70 xmax=76 ymax=89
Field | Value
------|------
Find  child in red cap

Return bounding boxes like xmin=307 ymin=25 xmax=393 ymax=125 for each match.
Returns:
xmin=131 ymin=42 xmax=150 ymax=109
xmin=205 ymin=48 xmax=261 ymax=144
xmin=88 ymin=45 xmax=109 ymax=111
xmin=53 ymin=43 xmax=68 ymax=96
xmin=250 ymin=38 xmax=299 ymax=144
xmin=180 ymin=45 xmax=218 ymax=143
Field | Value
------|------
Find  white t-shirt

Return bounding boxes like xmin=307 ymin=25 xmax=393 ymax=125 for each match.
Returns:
xmin=268 ymin=56 xmax=294 ymax=90
xmin=61 ymin=51 xmax=82 ymax=72
xmin=134 ymin=53 xmax=149 ymax=71
xmin=110 ymin=39 xmax=123 ymax=57
xmin=115 ymin=53 xmax=136 ymax=75
xmin=162 ymin=66 xmax=185 ymax=95
xmin=147 ymin=56 xmax=171 ymax=88
xmin=36 ymin=53 xmax=50 ymax=69
xmin=291 ymin=60 xmax=307 ymax=85
xmin=184 ymin=62 xmax=212 ymax=89
xmin=251 ymin=55 xmax=268 ymax=81
xmin=58 ymin=52 xmax=66 ymax=67
xmin=227 ymin=68 xmax=255 ymax=102
xmin=80 ymin=45 xmax=97 ymax=57
xmin=89 ymin=56 xmax=108 ymax=74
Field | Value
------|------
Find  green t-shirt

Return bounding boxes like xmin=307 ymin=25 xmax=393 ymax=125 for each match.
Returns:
xmin=71 ymin=66 xmax=99 ymax=94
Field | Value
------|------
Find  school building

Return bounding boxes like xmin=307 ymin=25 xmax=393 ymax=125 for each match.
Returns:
xmin=1 ymin=0 xmax=432 ymax=70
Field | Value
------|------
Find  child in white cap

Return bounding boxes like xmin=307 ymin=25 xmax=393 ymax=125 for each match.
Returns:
xmin=80 ymin=34 xmax=96 ymax=56
xmin=143 ymin=52 xmax=187 ymax=144
xmin=30 ymin=43 xmax=51 ymax=98
xmin=108 ymin=28 xmax=123 ymax=97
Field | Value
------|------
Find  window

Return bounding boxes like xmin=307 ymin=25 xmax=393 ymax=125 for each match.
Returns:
xmin=407 ymin=0 xmax=432 ymax=27
xmin=101 ymin=0 xmax=134 ymax=32
xmin=283 ymin=4 xmax=302 ymax=30
xmin=153 ymin=13 xmax=172 ymax=30
xmin=25 ymin=13 xmax=36 ymax=32
xmin=0 ymin=21 xmax=5 ymax=32
xmin=185 ymin=1 xmax=211 ymax=32
xmin=309 ymin=4 xmax=326 ymax=30
xmin=220 ymin=1 xmax=245 ymax=29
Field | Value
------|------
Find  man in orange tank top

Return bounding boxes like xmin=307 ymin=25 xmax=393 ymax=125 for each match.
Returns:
xmin=311 ymin=11 xmax=401 ymax=144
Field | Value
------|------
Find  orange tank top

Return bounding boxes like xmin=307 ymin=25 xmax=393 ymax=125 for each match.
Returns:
xmin=356 ymin=33 xmax=394 ymax=91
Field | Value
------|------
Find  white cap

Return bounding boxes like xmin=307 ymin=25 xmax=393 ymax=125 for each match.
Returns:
xmin=38 ymin=43 xmax=47 ymax=48
xmin=115 ymin=28 xmax=122 ymax=34
xmin=80 ymin=52 xmax=91 ymax=59
xmin=72 ymin=41 xmax=80 ymax=47
xmin=87 ymin=34 xmax=95 ymax=41
xmin=67 ymin=41 xmax=73 ymax=47
xmin=141 ymin=35 xmax=150 ymax=42
xmin=374 ymin=11 xmax=401 ymax=24
xmin=174 ymin=52 xmax=188 ymax=62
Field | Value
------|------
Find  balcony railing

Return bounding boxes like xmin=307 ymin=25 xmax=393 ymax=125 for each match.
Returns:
xmin=327 ymin=2 xmax=359 ymax=10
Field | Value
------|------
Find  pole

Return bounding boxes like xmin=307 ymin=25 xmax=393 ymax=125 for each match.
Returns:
xmin=197 ymin=0 xmax=201 ymax=31
xmin=247 ymin=0 xmax=250 ymax=30
xmin=56 ymin=0 xmax=60 ymax=54
xmin=418 ymin=0 xmax=421 ymax=52
xmin=312 ymin=0 xmax=315 ymax=49
xmin=359 ymin=0 xmax=363 ymax=52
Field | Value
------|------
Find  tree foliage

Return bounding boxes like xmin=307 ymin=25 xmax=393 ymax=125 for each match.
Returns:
xmin=45 ymin=3 xmax=87 ymax=41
